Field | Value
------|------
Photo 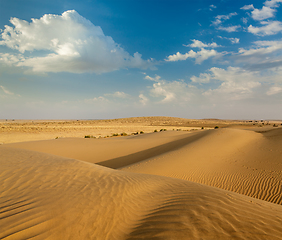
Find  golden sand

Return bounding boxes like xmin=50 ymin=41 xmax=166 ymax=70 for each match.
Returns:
xmin=1 ymin=117 xmax=282 ymax=239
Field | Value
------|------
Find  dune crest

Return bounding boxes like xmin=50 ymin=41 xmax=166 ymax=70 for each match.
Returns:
xmin=121 ymin=128 xmax=282 ymax=205
xmin=1 ymin=147 xmax=282 ymax=239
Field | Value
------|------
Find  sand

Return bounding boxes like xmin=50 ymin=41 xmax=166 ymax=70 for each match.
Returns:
xmin=1 ymin=117 xmax=282 ymax=239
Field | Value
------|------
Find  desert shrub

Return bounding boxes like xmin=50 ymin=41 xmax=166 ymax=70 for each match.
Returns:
xmin=201 ymin=127 xmax=204 ymax=129
xmin=112 ymin=133 xmax=119 ymax=136
xmin=120 ymin=132 xmax=127 ymax=136
xmin=273 ymin=124 xmax=278 ymax=127
xmin=177 ymin=129 xmax=181 ymax=131
xmin=214 ymin=126 xmax=219 ymax=129
xmin=160 ymin=129 xmax=167 ymax=131
xmin=154 ymin=129 xmax=158 ymax=132
xmin=85 ymin=135 xmax=95 ymax=138
xmin=140 ymin=131 xmax=144 ymax=134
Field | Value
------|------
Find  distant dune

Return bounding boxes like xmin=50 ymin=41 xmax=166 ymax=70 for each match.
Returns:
xmin=1 ymin=117 xmax=282 ymax=239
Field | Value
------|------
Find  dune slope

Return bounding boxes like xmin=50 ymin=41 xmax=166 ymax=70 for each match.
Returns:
xmin=1 ymin=147 xmax=282 ymax=239
xmin=121 ymin=128 xmax=282 ymax=205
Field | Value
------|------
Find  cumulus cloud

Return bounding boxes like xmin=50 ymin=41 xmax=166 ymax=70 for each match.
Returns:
xmin=241 ymin=4 xmax=255 ymax=10
xmin=0 ymin=10 xmax=154 ymax=74
xmin=236 ymin=40 xmax=282 ymax=70
xmin=165 ymin=48 xmax=218 ymax=64
xmin=151 ymin=82 xmax=176 ymax=103
xmin=217 ymin=25 xmax=241 ymax=32
xmin=187 ymin=39 xmax=218 ymax=48
xmin=266 ymin=86 xmax=282 ymax=95
xmin=239 ymin=40 xmax=282 ymax=56
xmin=144 ymin=75 xmax=161 ymax=81
xmin=193 ymin=67 xmax=262 ymax=100
xmin=248 ymin=21 xmax=282 ymax=35
xmin=218 ymin=36 xmax=240 ymax=44
xmin=212 ymin=12 xmax=238 ymax=26
xmin=251 ymin=6 xmax=276 ymax=20
xmin=0 ymin=53 xmax=25 ymax=66
xmin=84 ymin=96 xmax=108 ymax=103
xmin=242 ymin=1 xmax=282 ymax=22
xmin=104 ymin=91 xmax=130 ymax=98
xmin=227 ymin=38 xmax=240 ymax=44
xmin=264 ymin=0 xmax=282 ymax=8
xmin=145 ymin=75 xmax=197 ymax=103
xmin=139 ymin=94 xmax=149 ymax=105
xmin=190 ymin=73 xmax=211 ymax=83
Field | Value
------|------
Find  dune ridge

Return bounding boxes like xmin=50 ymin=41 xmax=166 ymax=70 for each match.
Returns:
xmin=121 ymin=128 xmax=282 ymax=205
xmin=1 ymin=122 xmax=282 ymax=239
xmin=1 ymin=147 xmax=282 ymax=239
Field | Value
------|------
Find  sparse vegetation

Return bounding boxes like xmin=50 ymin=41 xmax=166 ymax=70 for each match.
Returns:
xmin=273 ymin=124 xmax=278 ymax=127
xmin=140 ymin=131 xmax=144 ymax=134
xmin=201 ymin=127 xmax=204 ymax=129
xmin=214 ymin=126 xmax=219 ymax=129
xmin=85 ymin=135 xmax=96 ymax=138
xmin=112 ymin=133 xmax=119 ymax=136
xmin=120 ymin=132 xmax=127 ymax=136
xmin=154 ymin=129 xmax=158 ymax=132
xmin=160 ymin=129 xmax=167 ymax=131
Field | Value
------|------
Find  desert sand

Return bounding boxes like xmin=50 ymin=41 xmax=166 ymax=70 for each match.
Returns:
xmin=1 ymin=117 xmax=282 ymax=239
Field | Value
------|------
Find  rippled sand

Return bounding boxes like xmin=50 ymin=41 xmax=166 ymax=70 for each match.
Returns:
xmin=1 ymin=117 xmax=282 ymax=239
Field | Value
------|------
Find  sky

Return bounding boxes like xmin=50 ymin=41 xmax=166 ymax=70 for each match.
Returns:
xmin=0 ymin=0 xmax=282 ymax=120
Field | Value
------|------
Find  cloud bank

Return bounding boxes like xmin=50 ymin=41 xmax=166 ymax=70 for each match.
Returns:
xmin=0 ymin=10 xmax=153 ymax=74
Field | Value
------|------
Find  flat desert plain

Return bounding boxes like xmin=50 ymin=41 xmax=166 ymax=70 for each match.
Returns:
xmin=1 ymin=117 xmax=282 ymax=239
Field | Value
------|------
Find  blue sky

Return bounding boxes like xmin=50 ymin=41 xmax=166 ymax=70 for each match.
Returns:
xmin=0 ymin=0 xmax=282 ymax=119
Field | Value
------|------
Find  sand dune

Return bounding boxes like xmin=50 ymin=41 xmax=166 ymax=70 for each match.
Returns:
xmin=1 ymin=147 xmax=282 ymax=239
xmin=121 ymin=128 xmax=282 ymax=205
xmin=1 ymin=119 xmax=282 ymax=239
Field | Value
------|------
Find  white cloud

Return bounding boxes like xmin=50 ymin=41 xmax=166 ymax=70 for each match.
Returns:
xmin=194 ymin=67 xmax=262 ymax=100
xmin=239 ymin=40 xmax=282 ymax=56
xmin=251 ymin=6 xmax=276 ymax=21
xmin=248 ymin=21 xmax=282 ymax=35
xmin=104 ymin=91 xmax=130 ymax=98
xmin=188 ymin=39 xmax=218 ymax=48
xmin=84 ymin=96 xmax=108 ymax=103
xmin=242 ymin=17 xmax=248 ymax=24
xmin=241 ymin=4 xmax=255 ymax=10
xmin=151 ymin=82 xmax=176 ymax=103
xmin=242 ymin=1 xmax=282 ymax=22
xmin=190 ymin=73 xmax=211 ymax=83
xmin=264 ymin=0 xmax=282 ymax=8
xmin=0 ymin=85 xmax=14 ymax=95
xmin=209 ymin=5 xmax=217 ymax=11
xmin=139 ymin=94 xmax=149 ymax=105
xmin=236 ymin=41 xmax=282 ymax=71
xmin=212 ymin=12 xmax=238 ymax=26
xmin=0 ymin=53 xmax=25 ymax=66
xmin=217 ymin=25 xmax=241 ymax=32
xmin=0 ymin=10 xmax=153 ymax=74
xmin=144 ymin=75 xmax=161 ymax=81
xmin=165 ymin=48 xmax=218 ymax=64
xmin=229 ymin=38 xmax=240 ymax=44
xmin=266 ymin=86 xmax=282 ymax=95
xmin=218 ymin=36 xmax=240 ymax=44
xmin=146 ymin=75 xmax=197 ymax=103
